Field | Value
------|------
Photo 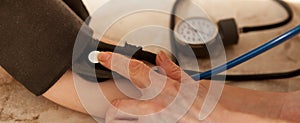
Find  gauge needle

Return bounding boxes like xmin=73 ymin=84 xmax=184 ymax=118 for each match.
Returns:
xmin=192 ymin=28 xmax=207 ymax=35
xmin=186 ymin=23 xmax=207 ymax=40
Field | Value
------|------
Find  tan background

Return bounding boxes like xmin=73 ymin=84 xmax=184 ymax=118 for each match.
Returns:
xmin=1 ymin=0 xmax=300 ymax=122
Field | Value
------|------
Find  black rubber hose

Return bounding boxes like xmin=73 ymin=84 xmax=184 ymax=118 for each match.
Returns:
xmin=241 ymin=0 xmax=293 ymax=33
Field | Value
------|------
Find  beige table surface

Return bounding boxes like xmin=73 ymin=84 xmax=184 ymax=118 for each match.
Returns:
xmin=1 ymin=0 xmax=300 ymax=122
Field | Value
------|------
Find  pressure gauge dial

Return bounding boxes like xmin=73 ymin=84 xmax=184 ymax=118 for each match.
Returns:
xmin=174 ymin=17 xmax=218 ymax=57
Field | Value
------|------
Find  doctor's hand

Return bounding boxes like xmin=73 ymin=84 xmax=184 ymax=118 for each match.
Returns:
xmin=98 ymin=51 xmax=227 ymax=123
xmin=97 ymin=51 xmax=290 ymax=123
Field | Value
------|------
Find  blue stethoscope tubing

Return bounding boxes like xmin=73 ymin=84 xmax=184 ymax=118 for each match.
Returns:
xmin=191 ymin=25 xmax=300 ymax=81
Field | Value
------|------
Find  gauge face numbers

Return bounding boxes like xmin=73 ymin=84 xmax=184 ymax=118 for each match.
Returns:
xmin=175 ymin=17 xmax=217 ymax=45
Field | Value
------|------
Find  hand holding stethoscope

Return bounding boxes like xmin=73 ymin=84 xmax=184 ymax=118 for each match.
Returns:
xmin=100 ymin=51 xmax=220 ymax=123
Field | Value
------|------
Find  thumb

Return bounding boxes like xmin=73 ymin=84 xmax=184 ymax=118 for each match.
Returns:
xmin=105 ymin=99 xmax=162 ymax=123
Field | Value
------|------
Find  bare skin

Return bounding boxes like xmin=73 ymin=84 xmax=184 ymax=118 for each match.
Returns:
xmin=100 ymin=51 xmax=299 ymax=123
xmin=43 ymin=51 xmax=300 ymax=122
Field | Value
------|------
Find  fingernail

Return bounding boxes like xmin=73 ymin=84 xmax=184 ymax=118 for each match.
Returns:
xmin=98 ymin=52 xmax=111 ymax=62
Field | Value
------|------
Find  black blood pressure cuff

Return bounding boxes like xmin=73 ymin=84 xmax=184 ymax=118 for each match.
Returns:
xmin=0 ymin=0 xmax=158 ymax=96
xmin=0 ymin=0 xmax=88 ymax=96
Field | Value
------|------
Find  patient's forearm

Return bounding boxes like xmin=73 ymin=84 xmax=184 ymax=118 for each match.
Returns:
xmin=280 ymin=90 xmax=300 ymax=122
xmin=219 ymin=83 xmax=286 ymax=119
xmin=43 ymin=70 xmax=134 ymax=118
xmin=216 ymin=83 xmax=300 ymax=122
